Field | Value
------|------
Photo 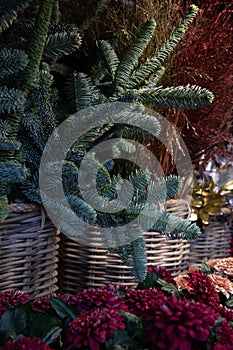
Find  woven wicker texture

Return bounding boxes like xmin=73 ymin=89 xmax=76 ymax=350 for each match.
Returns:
xmin=189 ymin=218 xmax=231 ymax=266
xmin=104 ymin=200 xmax=191 ymax=288
xmin=0 ymin=205 xmax=60 ymax=300
xmin=58 ymin=199 xmax=191 ymax=294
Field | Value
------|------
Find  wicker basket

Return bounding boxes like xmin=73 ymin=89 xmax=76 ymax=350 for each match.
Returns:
xmin=189 ymin=218 xmax=231 ymax=266
xmin=58 ymin=230 xmax=108 ymax=293
xmin=0 ymin=204 xmax=60 ymax=300
xmin=58 ymin=199 xmax=191 ymax=294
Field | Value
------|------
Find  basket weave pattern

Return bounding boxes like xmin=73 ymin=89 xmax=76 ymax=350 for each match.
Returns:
xmin=58 ymin=231 xmax=108 ymax=293
xmin=189 ymin=219 xmax=231 ymax=266
xmin=58 ymin=199 xmax=191 ymax=294
xmin=0 ymin=204 xmax=60 ymax=299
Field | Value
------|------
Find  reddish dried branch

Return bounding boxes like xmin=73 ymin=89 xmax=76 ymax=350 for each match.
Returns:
xmin=172 ymin=0 xmax=233 ymax=165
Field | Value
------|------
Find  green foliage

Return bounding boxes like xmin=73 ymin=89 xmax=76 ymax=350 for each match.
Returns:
xmin=0 ymin=121 xmax=21 ymax=152
xmin=0 ymin=2 xmax=210 ymax=282
xmin=49 ymin=297 xmax=79 ymax=323
xmin=44 ymin=24 xmax=81 ymax=62
xmin=127 ymin=4 xmax=199 ymax=88
xmin=115 ymin=18 xmax=157 ymax=88
xmin=97 ymin=40 xmax=120 ymax=79
xmin=134 ymin=174 xmax=183 ymax=206
xmin=0 ymin=0 xmax=31 ymax=33
xmin=66 ymin=194 xmax=97 ymax=224
xmin=106 ymin=311 xmax=144 ymax=350
xmin=127 ymin=84 xmax=215 ymax=109
xmin=0 ymin=0 xmax=81 ymax=207
xmin=0 ymin=86 xmax=25 ymax=114
xmin=80 ymin=0 xmax=112 ymax=33
xmin=137 ymin=270 xmax=159 ymax=289
xmin=225 ymin=296 xmax=233 ymax=309
xmin=20 ymin=69 xmax=57 ymax=154
xmin=20 ymin=173 xmax=41 ymax=203
xmin=0 ymin=303 xmax=62 ymax=346
xmin=0 ymin=195 xmax=8 ymax=222
xmin=156 ymin=278 xmax=182 ymax=295
xmin=92 ymin=4 xmax=214 ymax=109
xmin=143 ymin=66 xmax=166 ymax=88
xmin=0 ymin=160 xmax=27 ymax=184
xmin=136 ymin=269 xmax=181 ymax=297
xmin=65 ymin=72 xmax=102 ymax=111
xmin=24 ymin=0 xmax=55 ymax=85
xmin=55 ymin=5 xmax=212 ymax=282
xmin=58 ymin=156 xmax=200 ymax=280
xmin=0 ymin=121 xmax=11 ymax=137
xmin=118 ymin=237 xmax=148 ymax=281
xmin=201 ymin=262 xmax=214 ymax=275
xmin=151 ymin=210 xmax=201 ymax=240
xmin=0 ymin=137 xmax=21 ymax=151
xmin=161 ymin=174 xmax=184 ymax=200
xmin=0 ymin=48 xmax=28 ymax=79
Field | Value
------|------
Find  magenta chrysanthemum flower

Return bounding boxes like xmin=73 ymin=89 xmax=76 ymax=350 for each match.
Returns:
xmin=0 ymin=337 xmax=52 ymax=350
xmin=32 ymin=293 xmax=72 ymax=311
xmin=184 ymin=271 xmax=220 ymax=310
xmin=212 ymin=344 xmax=233 ymax=350
xmin=218 ymin=306 xmax=233 ymax=322
xmin=147 ymin=265 xmax=177 ymax=285
xmin=71 ymin=288 xmax=128 ymax=314
xmin=0 ymin=290 xmax=29 ymax=317
xmin=123 ymin=288 xmax=165 ymax=317
xmin=143 ymin=295 xmax=218 ymax=350
xmin=65 ymin=307 xmax=125 ymax=350
xmin=215 ymin=318 xmax=233 ymax=345
xmin=102 ymin=284 xmax=128 ymax=295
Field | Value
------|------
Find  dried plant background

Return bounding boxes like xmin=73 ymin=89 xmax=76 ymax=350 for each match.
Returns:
xmin=59 ymin=0 xmax=232 ymax=173
xmin=172 ymin=0 xmax=233 ymax=167
xmin=59 ymin=0 xmax=183 ymax=73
